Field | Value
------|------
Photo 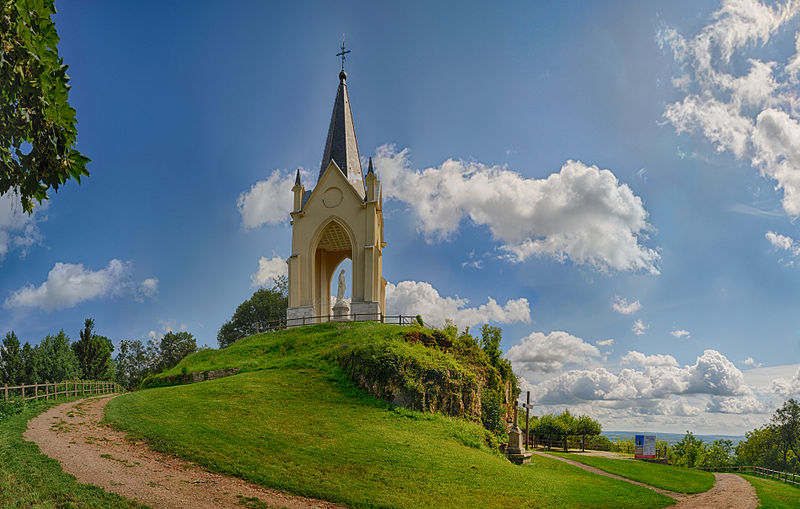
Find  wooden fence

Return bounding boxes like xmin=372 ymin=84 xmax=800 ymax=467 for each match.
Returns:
xmin=699 ymin=465 xmax=800 ymax=486
xmin=2 ymin=380 xmax=121 ymax=403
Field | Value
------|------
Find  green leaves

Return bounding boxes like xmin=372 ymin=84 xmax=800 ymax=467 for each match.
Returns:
xmin=1 ymin=0 xmax=89 ymax=212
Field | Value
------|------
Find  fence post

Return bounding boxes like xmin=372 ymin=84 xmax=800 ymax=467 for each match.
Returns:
xmin=45 ymin=383 xmax=49 ymax=400
xmin=3 ymin=383 xmax=7 ymax=402
xmin=34 ymin=382 xmax=38 ymax=400
xmin=21 ymin=384 xmax=25 ymax=401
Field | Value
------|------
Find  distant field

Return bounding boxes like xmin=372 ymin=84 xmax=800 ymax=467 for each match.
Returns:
xmin=602 ymin=430 xmax=744 ymax=446
xmin=739 ymin=474 xmax=800 ymax=508
xmin=550 ymin=452 xmax=715 ymax=494
xmin=106 ymin=323 xmax=675 ymax=508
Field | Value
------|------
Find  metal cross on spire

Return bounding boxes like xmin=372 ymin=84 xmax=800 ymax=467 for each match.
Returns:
xmin=336 ymin=34 xmax=351 ymax=72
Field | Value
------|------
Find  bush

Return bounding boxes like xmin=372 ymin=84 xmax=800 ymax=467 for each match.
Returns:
xmin=0 ymin=400 xmax=25 ymax=421
xmin=481 ymin=389 xmax=504 ymax=434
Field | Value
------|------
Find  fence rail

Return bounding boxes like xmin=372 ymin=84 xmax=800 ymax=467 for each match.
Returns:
xmin=699 ymin=465 xmax=800 ymax=486
xmin=274 ymin=313 xmax=420 ymax=330
xmin=2 ymin=380 xmax=121 ymax=403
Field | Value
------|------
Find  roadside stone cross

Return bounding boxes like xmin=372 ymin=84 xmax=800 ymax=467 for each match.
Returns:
xmin=523 ymin=391 xmax=534 ymax=449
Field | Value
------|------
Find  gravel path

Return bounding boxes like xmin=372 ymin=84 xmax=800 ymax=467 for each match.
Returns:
xmin=535 ymin=452 xmax=759 ymax=508
xmin=24 ymin=396 xmax=343 ymax=509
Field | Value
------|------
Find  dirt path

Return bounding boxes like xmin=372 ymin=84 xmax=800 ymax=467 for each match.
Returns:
xmin=24 ymin=396 xmax=343 ymax=509
xmin=535 ymin=452 xmax=759 ymax=508
xmin=672 ymin=474 xmax=758 ymax=509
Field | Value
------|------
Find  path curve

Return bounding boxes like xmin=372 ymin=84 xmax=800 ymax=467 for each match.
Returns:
xmin=535 ymin=452 xmax=758 ymax=508
xmin=24 ymin=396 xmax=343 ymax=509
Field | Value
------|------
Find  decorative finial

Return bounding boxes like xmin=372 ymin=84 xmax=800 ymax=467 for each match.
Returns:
xmin=294 ymin=169 xmax=301 ymax=186
xmin=367 ymin=157 xmax=374 ymax=174
xmin=336 ymin=34 xmax=350 ymax=80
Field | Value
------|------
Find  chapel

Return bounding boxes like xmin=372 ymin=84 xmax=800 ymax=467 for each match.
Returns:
xmin=285 ymin=67 xmax=386 ymax=326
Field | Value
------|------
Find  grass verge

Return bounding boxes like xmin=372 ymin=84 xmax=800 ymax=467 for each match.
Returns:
xmin=550 ymin=452 xmax=714 ymax=494
xmin=0 ymin=397 xmax=142 ymax=508
xmin=105 ymin=323 xmax=676 ymax=508
xmin=739 ymin=474 xmax=800 ymax=508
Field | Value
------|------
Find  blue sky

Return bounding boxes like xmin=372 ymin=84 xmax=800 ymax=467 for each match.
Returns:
xmin=2 ymin=0 xmax=800 ymax=434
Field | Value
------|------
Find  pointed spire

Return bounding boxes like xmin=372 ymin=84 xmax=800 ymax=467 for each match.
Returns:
xmin=319 ymin=71 xmax=365 ymax=197
xmin=294 ymin=168 xmax=301 ymax=186
xmin=367 ymin=157 xmax=374 ymax=175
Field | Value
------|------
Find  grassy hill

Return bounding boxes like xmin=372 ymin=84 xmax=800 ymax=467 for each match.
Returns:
xmin=105 ymin=322 xmax=674 ymax=508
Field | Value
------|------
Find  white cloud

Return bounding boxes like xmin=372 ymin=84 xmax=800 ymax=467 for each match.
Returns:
xmin=531 ymin=349 xmax=748 ymax=405
xmin=621 ymin=350 xmax=679 ymax=368
xmin=4 ymin=259 xmax=155 ymax=311
xmin=136 ymin=278 xmax=159 ymax=301
xmin=385 ymin=280 xmax=531 ymax=329
xmin=707 ymin=395 xmax=768 ymax=414
xmin=596 ymin=338 xmax=615 ymax=347
xmin=771 ymin=366 xmax=800 ymax=396
xmin=743 ymin=356 xmax=761 ymax=367
xmin=237 ymin=170 xmax=297 ymax=229
xmin=506 ymin=331 xmax=600 ymax=375
xmin=765 ymin=230 xmax=800 ymax=264
xmin=670 ymin=329 xmax=692 ymax=339
xmin=661 ymin=0 xmax=800 ymax=217
xmin=632 ymin=319 xmax=649 ymax=336
xmin=373 ymin=147 xmax=659 ymax=274
xmin=612 ymin=296 xmax=641 ymax=315
xmin=0 ymin=191 xmax=46 ymax=262
xmin=250 ymin=255 xmax=288 ymax=287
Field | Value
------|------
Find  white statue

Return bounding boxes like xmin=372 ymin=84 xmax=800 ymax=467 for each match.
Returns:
xmin=336 ymin=269 xmax=346 ymax=303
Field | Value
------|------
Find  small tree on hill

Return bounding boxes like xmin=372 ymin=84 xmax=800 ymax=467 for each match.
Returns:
xmin=154 ymin=331 xmax=197 ymax=372
xmin=73 ymin=318 xmax=114 ymax=380
xmin=670 ymin=431 xmax=708 ymax=468
xmin=115 ymin=339 xmax=156 ymax=390
xmin=218 ymin=277 xmax=288 ymax=348
xmin=1 ymin=331 xmax=24 ymax=385
xmin=21 ymin=341 xmax=37 ymax=383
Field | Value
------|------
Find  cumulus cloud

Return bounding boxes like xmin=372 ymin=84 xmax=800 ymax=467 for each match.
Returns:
xmin=621 ymin=351 xmax=679 ymax=368
xmin=707 ymin=395 xmax=768 ymax=414
xmin=250 ymin=255 xmax=288 ymax=287
xmin=596 ymin=338 xmax=615 ymax=347
xmin=771 ymin=367 xmax=800 ymax=396
xmin=136 ymin=278 xmax=159 ymax=302
xmin=373 ymin=147 xmax=659 ymax=274
xmin=632 ymin=319 xmax=649 ymax=336
xmin=237 ymin=170 xmax=298 ymax=229
xmin=0 ymin=191 xmax=46 ymax=262
xmin=531 ymin=349 xmax=748 ymax=405
xmin=4 ymin=259 xmax=156 ymax=311
xmin=506 ymin=331 xmax=600 ymax=375
xmin=385 ymin=280 xmax=530 ymax=328
xmin=671 ymin=329 xmax=691 ymax=339
xmin=743 ymin=356 xmax=762 ymax=367
xmin=661 ymin=0 xmax=800 ymax=216
xmin=613 ymin=296 xmax=641 ymax=315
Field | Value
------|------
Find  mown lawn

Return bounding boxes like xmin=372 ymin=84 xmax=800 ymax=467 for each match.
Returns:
xmin=550 ymin=452 xmax=714 ymax=494
xmin=0 ymin=398 xmax=142 ymax=508
xmin=740 ymin=474 xmax=800 ymax=508
xmin=106 ymin=323 xmax=675 ymax=508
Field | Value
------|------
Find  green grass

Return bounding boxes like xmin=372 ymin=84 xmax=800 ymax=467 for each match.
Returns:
xmin=740 ymin=474 xmax=800 ymax=508
xmin=549 ymin=452 xmax=715 ymax=494
xmin=0 ymin=397 xmax=143 ymax=508
xmin=106 ymin=323 xmax=675 ymax=508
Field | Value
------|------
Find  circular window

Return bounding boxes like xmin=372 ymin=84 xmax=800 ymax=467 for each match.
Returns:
xmin=322 ymin=187 xmax=343 ymax=208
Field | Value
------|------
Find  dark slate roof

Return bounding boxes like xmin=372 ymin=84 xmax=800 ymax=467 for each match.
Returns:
xmin=319 ymin=71 xmax=365 ymax=197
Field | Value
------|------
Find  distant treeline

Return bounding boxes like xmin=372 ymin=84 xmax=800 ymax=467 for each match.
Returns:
xmin=1 ymin=319 xmax=199 ymax=391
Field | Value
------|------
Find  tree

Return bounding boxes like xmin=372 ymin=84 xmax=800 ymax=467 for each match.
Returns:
xmin=115 ymin=339 xmax=156 ymax=390
xmin=701 ymin=439 xmax=734 ymax=469
xmin=20 ymin=341 xmax=36 ymax=383
xmin=479 ymin=324 xmax=502 ymax=365
xmin=736 ymin=425 xmax=784 ymax=470
xmin=573 ymin=414 xmax=602 ymax=452
xmin=1 ymin=331 xmax=24 ymax=384
xmin=217 ymin=280 xmax=288 ymax=348
xmin=532 ymin=413 xmax=568 ymax=451
xmin=772 ymin=399 xmax=800 ymax=466
xmin=670 ymin=431 xmax=708 ymax=468
xmin=0 ymin=0 xmax=90 ymax=212
xmin=72 ymin=318 xmax=113 ymax=380
xmin=155 ymin=331 xmax=196 ymax=372
xmin=36 ymin=330 xmax=79 ymax=382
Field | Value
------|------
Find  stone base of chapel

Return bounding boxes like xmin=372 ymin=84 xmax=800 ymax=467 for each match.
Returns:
xmin=286 ymin=301 xmax=383 ymax=328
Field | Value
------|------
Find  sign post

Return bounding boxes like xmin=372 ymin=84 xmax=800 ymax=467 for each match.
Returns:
xmin=634 ymin=434 xmax=656 ymax=459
